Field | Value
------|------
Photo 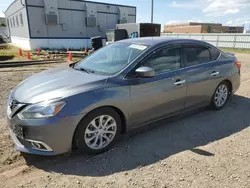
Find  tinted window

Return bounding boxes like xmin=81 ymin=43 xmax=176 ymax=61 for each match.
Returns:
xmin=184 ymin=47 xmax=210 ymax=67
xmin=209 ymin=47 xmax=220 ymax=60
xmin=142 ymin=47 xmax=181 ymax=74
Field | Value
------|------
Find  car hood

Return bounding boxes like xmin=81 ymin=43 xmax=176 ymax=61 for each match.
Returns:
xmin=12 ymin=65 xmax=108 ymax=103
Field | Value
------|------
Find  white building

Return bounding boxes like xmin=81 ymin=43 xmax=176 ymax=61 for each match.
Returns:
xmin=5 ymin=0 xmax=136 ymax=50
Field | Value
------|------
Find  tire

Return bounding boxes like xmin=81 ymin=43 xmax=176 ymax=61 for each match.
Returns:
xmin=73 ymin=107 xmax=122 ymax=154
xmin=211 ymin=81 xmax=229 ymax=110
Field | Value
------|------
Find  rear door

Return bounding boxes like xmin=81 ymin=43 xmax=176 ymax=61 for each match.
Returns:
xmin=182 ymin=44 xmax=221 ymax=108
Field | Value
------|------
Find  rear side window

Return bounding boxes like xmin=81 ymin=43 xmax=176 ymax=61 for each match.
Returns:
xmin=183 ymin=46 xmax=211 ymax=67
xmin=209 ymin=47 xmax=220 ymax=61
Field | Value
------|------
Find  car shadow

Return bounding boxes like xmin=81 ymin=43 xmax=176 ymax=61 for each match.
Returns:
xmin=23 ymin=94 xmax=250 ymax=177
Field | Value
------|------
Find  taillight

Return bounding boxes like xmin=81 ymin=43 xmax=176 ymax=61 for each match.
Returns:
xmin=235 ymin=60 xmax=241 ymax=69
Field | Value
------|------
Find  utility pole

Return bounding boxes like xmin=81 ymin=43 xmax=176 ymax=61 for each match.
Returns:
xmin=151 ymin=0 xmax=154 ymax=23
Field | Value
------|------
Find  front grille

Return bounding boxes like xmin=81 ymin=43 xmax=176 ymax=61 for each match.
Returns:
xmin=10 ymin=99 xmax=19 ymax=111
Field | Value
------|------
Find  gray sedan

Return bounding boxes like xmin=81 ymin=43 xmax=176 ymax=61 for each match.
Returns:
xmin=6 ymin=37 xmax=241 ymax=155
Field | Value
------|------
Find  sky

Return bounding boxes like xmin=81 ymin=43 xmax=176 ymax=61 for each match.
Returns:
xmin=1 ymin=0 xmax=250 ymax=28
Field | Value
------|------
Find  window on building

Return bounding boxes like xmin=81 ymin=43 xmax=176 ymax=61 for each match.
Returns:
xmin=12 ymin=17 xmax=15 ymax=27
xmin=183 ymin=46 xmax=211 ymax=67
xmin=10 ymin=18 xmax=12 ymax=27
xmin=7 ymin=19 xmax=9 ymax=27
xmin=16 ymin=15 xmax=19 ymax=27
xmin=19 ymin=13 xmax=24 ymax=25
xmin=142 ymin=47 xmax=181 ymax=74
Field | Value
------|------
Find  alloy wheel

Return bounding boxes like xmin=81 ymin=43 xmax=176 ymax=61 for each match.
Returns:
xmin=214 ymin=84 xmax=228 ymax=107
xmin=84 ymin=115 xmax=117 ymax=150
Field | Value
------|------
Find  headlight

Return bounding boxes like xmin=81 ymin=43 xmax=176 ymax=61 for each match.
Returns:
xmin=18 ymin=101 xmax=66 ymax=119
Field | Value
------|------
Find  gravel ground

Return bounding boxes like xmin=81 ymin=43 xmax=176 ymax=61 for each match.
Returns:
xmin=0 ymin=55 xmax=250 ymax=188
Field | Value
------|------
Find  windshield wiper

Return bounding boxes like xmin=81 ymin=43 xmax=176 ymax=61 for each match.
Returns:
xmin=74 ymin=67 xmax=94 ymax=74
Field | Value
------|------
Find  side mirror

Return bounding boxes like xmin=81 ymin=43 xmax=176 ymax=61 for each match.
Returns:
xmin=135 ymin=66 xmax=155 ymax=78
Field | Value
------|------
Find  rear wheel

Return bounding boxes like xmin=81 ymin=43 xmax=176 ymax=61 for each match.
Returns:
xmin=211 ymin=82 xmax=229 ymax=109
xmin=73 ymin=107 xmax=122 ymax=154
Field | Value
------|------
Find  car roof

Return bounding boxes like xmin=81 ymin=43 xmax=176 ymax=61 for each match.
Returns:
xmin=118 ymin=37 xmax=207 ymax=46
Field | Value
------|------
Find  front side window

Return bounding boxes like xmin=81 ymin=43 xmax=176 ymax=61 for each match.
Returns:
xmin=142 ymin=47 xmax=181 ymax=74
xmin=74 ymin=42 xmax=148 ymax=75
xmin=183 ymin=46 xmax=211 ymax=67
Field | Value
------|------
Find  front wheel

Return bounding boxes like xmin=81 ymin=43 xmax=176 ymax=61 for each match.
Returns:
xmin=211 ymin=82 xmax=229 ymax=109
xmin=73 ymin=108 xmax=122 ymax=154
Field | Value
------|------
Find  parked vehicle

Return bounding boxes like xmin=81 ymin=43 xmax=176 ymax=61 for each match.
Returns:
xmin=7 ymin=37 xmax=241 ymax=155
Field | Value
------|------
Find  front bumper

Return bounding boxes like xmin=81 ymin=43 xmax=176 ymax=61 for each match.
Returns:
xmin=6 ymin=114 xmax=83 ymax=156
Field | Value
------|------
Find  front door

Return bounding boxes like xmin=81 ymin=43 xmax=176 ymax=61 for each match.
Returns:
xmin=182 ymin=44 xmax=220 ymax=108
xmin=127 ymin=45 xmax=187 ymax=127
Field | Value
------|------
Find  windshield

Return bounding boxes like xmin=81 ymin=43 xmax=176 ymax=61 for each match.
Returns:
xmin=74 ymin=42 xmax=148 ymax=75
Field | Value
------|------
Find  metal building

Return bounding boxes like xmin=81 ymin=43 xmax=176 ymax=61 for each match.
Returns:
xmin=5 ymin=0 xmax=136 ymax=50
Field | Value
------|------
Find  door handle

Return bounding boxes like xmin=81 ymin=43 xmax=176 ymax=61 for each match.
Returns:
xmin=173 ymin=80 xmax=186 ymax=86
xmin=211 ymin=71 xmax=220 ymax=76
